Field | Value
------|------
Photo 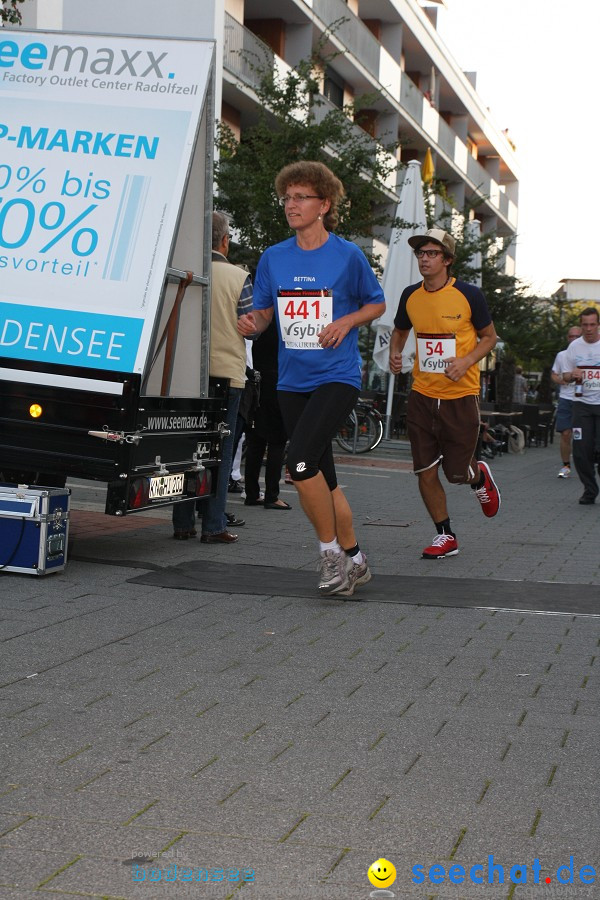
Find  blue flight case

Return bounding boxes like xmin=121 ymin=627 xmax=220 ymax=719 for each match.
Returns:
xmin=0 ymin=485 xmax=70 ymax=575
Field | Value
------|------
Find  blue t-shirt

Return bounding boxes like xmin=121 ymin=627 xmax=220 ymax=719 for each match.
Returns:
xmin=253 ymin=233 xmax=384 ymax=391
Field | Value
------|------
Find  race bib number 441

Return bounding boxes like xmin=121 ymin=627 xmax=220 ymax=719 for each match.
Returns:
xmin=277 ymin=290 xmax=332 ymax=350
xmin=416 ymin=333 xmax=456 ymax=373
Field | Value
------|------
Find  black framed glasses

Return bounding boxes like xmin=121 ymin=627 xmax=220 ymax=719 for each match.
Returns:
xmin=278 ymin=194 xmax=322 ymax=207
xmin=414 ymin=248 xmax=444 ymax=259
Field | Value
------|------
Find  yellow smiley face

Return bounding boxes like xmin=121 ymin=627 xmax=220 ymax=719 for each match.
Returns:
xmin=367 ymin=858 xmax=396 ymax=888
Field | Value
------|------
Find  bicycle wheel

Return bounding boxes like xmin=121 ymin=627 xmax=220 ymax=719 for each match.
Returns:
xmin=336 ymin=409 xmax=380 ymax=453
xmin=335 ymin=409 xmax=359 ymax=452
xmin=368 ymin=411 xmax=384 ymax=451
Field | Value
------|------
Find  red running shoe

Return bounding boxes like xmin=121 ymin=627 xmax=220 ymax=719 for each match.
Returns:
xmin=474 ymin=460 xmax=501 ymax=517
xmin=422 ymin=533 xmax=459 ymax=559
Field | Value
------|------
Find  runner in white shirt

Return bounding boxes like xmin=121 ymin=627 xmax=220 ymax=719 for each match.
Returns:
xmin=562 ymin=308 xmax=600 ymax=504
xmin=550 ymin=325 xmax=582 ymax=478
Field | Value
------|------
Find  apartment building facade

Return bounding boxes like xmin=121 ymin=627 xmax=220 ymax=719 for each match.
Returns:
xmin=21 ymin=0 xmax=519 ymax=271
xmin=553 ymin=280 xmax=600 ymax=305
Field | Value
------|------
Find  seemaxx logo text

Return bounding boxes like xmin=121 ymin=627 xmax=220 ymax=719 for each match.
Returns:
xmin=0 ymin=39 xmax=169 ymax=79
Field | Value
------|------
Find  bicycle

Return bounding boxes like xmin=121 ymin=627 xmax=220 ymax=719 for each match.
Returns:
xmin=335 ymin=399 xmax=384 ymax=454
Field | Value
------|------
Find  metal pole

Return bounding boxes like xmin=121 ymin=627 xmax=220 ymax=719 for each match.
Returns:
xmin=384 ymin=373 xmax=395 ymax=439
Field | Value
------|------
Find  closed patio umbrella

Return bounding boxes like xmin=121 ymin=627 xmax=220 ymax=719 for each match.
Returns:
xmin=422 ymin=146 xmax=435 ymax=184
xmin=372 ymin=158 xmax=427 ymax=436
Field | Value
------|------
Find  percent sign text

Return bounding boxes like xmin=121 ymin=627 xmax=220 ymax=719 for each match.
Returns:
xmin=0 ymin=198 xmax=98 ymax=255
xmin=0 ymin=165 xmax=47 ymax=193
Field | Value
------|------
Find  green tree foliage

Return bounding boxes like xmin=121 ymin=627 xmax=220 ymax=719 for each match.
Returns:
xmin=1 ymin=0 xmax=25 ymax=25
xmin=215 ymin=35 xmax=407 ymax=273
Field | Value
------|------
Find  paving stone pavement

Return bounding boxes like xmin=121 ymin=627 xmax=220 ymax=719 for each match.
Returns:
xmin=0 ymin=441 xmax=599 ymax=900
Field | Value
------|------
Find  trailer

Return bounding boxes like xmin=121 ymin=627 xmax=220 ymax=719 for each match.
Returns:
xmin=0 ymin=29 xmax=226 ymax=516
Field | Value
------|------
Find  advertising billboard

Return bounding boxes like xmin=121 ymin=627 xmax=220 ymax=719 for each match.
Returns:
xmin=0 ymin=31 xmax=213 ymax=374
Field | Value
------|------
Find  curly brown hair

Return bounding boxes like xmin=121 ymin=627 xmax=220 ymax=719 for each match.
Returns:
xmin=275 ymin=161 xmax=344 ymax=231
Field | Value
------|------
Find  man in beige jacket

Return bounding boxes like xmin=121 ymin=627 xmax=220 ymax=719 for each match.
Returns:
xmin=172 ymin=211 xmax=252 ymax=542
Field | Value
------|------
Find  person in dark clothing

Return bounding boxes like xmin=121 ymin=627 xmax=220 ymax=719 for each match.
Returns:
xmin=243 ymin=320 xmax=291 ymax=509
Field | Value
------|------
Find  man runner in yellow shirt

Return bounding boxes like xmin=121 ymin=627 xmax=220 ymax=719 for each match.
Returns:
xmin=390 ymin=228 xmax=500 ymax=559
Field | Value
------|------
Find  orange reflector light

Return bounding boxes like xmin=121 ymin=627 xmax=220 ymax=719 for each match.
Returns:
xmin=29 ymin=403 xmax=43 ymax=418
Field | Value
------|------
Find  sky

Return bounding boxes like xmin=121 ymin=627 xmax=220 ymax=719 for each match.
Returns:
xmin=436 ymin=0 xmax=599 ymax=297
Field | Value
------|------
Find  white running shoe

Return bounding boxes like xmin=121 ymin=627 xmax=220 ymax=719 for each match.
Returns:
xmin=557 ymin=465 xmax=571 ymax=478
xmin=318 ymin=549 xmax=352 ymax=595
xmin=240 ymin=489 xmax=264 ymax=500
xmin=336 ymin=555 xmax=372 ymax=597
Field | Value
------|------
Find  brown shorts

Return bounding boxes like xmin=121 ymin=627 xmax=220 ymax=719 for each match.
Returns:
xmin=407 ymin=390 xmax=480 ymax=484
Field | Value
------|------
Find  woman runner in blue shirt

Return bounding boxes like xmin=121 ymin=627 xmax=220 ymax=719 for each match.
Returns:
xmin=238 ymin=161 xmax=385 ymax=597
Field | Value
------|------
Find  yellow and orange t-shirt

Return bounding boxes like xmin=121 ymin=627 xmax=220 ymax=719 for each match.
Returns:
xmin=394 ymin=278 xmax=492 ymax=400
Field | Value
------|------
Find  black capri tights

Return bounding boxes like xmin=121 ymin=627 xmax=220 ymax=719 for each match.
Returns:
xmin=278 ymin=383 xmax=359 ymax=490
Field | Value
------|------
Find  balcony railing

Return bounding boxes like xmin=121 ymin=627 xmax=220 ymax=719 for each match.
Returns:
xmin=399 ymin=72 xmax=423 ymax=124
xmin=437 ymin=115 xmax=456 ymax=160
xmin=315 ymin=0 xmax=380 ymax=78
xmin=223 ymin=12 xmax=274 ymax=90
xmin=498 ymin=190 xmax=509 ymax=220
xmin=467 ymin=153 xmax=491 ymax=198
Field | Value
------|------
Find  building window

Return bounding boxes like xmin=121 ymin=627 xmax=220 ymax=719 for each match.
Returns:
xmin=324 ymin=66 xmax=344 ymax=108
xmin=467 ymin=136 xmax=478 ymax=159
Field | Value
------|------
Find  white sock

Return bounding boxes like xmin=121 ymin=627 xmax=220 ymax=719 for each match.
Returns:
xmin=351 ymin=550 xmax=364 ymax=564
xmin=320 ymin=538 xmax=341 ymax=553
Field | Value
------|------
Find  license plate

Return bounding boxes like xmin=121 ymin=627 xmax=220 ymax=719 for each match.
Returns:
xmin=148 ymin=473 xmax=185 ymax=500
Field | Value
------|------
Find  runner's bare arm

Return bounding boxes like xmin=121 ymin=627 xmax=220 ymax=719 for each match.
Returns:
xmin=444 ymin=322 xmax=497 ymax=382
xmin=563 ymin=368 xmax=584 ymax=383
xmin=389 ymin=327 xmax=411 ymax=375
xmin=237 ymin=308 xmax=274 ymax=337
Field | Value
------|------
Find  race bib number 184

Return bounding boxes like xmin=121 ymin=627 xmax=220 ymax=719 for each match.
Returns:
xmin=581 ymin=366 xmax=600 ymax=391
xmin=277 ymin=290 xmax=332 ymax=350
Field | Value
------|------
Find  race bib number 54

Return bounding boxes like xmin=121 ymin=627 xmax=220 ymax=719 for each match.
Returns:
xmin=277 ymin=290 xmax=332 ymax=350
xmin=416 ymin=333 xmax=456 ymax=373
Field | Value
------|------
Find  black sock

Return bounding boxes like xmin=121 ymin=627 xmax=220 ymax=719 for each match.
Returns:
xmin=435 ymin=518 xmax=454 ymax=537
xmin=562 ymin=462 xmax=570 ymax=467
xmin=470 ymin=471 xmax=485 ymax=490
xmin=345 ymin=543 xmax=360 ymax=558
